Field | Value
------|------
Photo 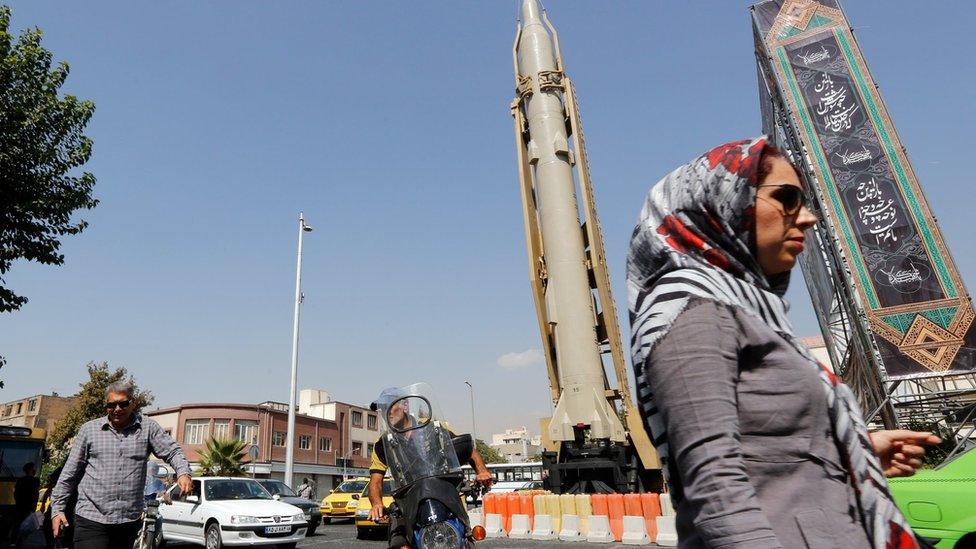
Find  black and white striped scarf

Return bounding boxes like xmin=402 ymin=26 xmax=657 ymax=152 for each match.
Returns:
xmin=627 ymin=137 xmax=918 ymax=549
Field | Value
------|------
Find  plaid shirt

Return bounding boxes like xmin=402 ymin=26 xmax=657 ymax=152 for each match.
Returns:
xmin=51 ymin=414 xmax=191 ymax=524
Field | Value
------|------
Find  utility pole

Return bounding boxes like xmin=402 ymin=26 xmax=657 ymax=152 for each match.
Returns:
xmin=464 ymin=381 xmax=476 ymax=444
xmin=285 ymin=212 xmax=313 ymax=487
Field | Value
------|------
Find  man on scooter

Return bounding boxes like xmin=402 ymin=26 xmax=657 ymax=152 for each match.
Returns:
xmin=366 ymin=388 xmax=493 ymax=536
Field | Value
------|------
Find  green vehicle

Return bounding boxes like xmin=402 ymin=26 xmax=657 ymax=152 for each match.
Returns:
xmin=889 ymin=445 xmax=976 ymax=548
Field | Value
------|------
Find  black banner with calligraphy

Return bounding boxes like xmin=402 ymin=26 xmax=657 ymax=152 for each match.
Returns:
xmin=782 ymin=34 xmax=945 ymax=308
xmin=753 ymin=0 xmax=976 ymax=379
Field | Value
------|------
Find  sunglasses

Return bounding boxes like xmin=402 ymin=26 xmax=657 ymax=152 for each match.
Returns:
xmin=105 ymin=400 xmax=132 ymax=411
xmin=758 ymin=184 xmax=809 ymax=216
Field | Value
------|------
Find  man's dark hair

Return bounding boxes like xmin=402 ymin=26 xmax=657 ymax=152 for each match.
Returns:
xmin=23 ymin=462 xmax=35 ymax=474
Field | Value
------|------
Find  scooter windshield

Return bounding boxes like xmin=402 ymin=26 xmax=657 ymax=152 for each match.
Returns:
xmin=376 ymin=388 xmax=461 ymax=490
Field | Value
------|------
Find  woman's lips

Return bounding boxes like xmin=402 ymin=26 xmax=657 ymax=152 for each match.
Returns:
xmin=786 ymin=237 xmax=805 ymax=253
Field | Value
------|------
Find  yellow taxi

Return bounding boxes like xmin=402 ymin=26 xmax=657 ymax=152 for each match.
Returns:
xmin=354 ymin=477 xmax=394 ymax=539
xmin=320 ymin=477 xmax=369 ymax=523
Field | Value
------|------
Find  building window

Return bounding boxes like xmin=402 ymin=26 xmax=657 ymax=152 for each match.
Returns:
xmin=14 ymin=403 xmax=22 ymax=415
xmin=367 ymin=414 xmax=377 ymax=430
xmin=351 ymin=411 xmax=363 ymax=427
xmin=28 ymin=399 xmax=37 ymax=412
xmin=235 ymin=421 xmax=258 ymax=444
xmin=352 ymin=441 xmax=363 ymax=456
xmin=272 ymin=431 xmax=286 ymax=447
xmin=2 ymin=405 xmax=10 ymax=417
xmin=184 ymin=420 xmax=209 ymax=445
xmin=299 ymin=435 xmax=311 ymax=450
xmin=319 ymin=437 xmax=332 ymax=452
xmin=212 ymin=420 xmax=230 ymax=440
xmin=367 ymin=443 xmax=374 ymax=457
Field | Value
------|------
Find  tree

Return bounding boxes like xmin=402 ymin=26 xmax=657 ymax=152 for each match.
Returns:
xmin=43 ymin=362 xmax=153 ymax=481
xmin=475 ymin=439 xmax=507 ymax=464
xmin=196 ymin=438 xmax=248 ymax=477
xmin=0 ymin=6 xmax=98 ymax=385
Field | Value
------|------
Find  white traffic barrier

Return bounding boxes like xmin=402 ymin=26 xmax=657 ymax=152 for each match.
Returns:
xmin=467 ymin=509 xmax=484 ymax=528
xmin=659 ymin=492 xmax=675 ymax=516
xmin=484 ymin=513 xmax=505 ymax=538
xmin=558 ymin=514 xmax=583 ymax=542
xmin=509 ymin=514 xmax=532 ymax=539
xmin=585 ymin=514 xmax=614 ymax=543
xmin=530 ymin=514 xmax=557 ymax=541
xmin=621 ymin=515 xmax=651 ymax=545
xmin=655 ymin=514 xmax=678 ymax=547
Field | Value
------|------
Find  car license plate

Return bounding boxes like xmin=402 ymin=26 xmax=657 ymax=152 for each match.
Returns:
xmin=264 ymin=526 xmax=290 ymax=534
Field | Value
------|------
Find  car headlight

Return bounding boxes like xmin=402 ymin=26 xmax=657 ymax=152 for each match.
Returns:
xmin=420 ymin=521 xmax=461 ymax=549
xmin=321 ymin=502 xmax=330 ymax=508
xmin=355 ymin=509 xmax=370 ymax=519
xmin=292 ymin=514 xmax=305 ymax=523
xmin=230 ymin=515 xmax=259 ymax=524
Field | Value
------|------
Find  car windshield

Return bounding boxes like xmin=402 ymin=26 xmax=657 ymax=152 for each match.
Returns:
xmin=334 ymin=480 xmax=367 ymax=494
xmin=205 ymin=479 xmax=273 ymax=501
xmin=258 ymin=480 xmax=297 ymax=497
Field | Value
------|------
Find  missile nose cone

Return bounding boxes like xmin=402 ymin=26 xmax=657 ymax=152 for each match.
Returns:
xmin=521 ymin=0 xmax=543 ymax=25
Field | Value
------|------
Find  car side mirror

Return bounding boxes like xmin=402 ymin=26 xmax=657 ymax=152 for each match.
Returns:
xmin=273 ymin=494 xmax=281 ymax=501
xmin=351 ymin=494 xmax=360 ymax=500
xmin=185 ymin=495 xmax=199 ymax=504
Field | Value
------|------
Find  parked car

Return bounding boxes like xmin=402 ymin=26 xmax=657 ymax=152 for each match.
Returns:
xmin=889 ymin=446 xmax=976 ymax=548
xmin=320 ymin=477 xmax=368 ymax=524
xmin=354 ymin=477 xmax=394 ymax=540
xmin=157 ymin=477 xmax=307 ymax=549
xmin=255 ymin=479 xmax=322 ymax=536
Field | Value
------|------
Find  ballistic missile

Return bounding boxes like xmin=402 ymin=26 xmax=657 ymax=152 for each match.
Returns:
xmin=511 ymin=0 xmax=629 ymax=446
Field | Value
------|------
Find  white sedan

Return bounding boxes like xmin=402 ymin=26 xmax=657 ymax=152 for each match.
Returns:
xmin=157 ymin=477 xmax=307 ymax=549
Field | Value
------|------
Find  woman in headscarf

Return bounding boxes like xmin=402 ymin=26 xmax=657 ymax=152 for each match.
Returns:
xmin=627 ymin=137 xmax=940 ymax=548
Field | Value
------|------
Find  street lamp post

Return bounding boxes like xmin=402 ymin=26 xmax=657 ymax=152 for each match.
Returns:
xmin=285 ymin=212 xmax=313 ymax=487
xmin=464 ymin=381 xmax=476 ymax=445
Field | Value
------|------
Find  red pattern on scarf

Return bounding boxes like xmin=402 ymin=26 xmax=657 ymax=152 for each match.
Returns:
xmin=886 ymin=521 xmax=919 ymax=549
xmin=704 ymin=138 xmax=766 ymax=180
xmin=657 ymin=215 xmax=706 ymax=253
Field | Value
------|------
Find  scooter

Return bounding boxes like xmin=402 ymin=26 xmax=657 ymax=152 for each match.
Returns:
xmin=371 ymin=383 xmax=486 ymax=549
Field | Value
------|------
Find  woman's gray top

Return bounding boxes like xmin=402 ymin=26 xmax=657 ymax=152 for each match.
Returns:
xmin=647 ymin=299 xmax=872 ymax=549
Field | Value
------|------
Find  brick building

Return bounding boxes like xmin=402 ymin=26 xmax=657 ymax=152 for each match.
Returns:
xmin=145 ymin=390 xmax=379 ymax=498
xmin=0 ymin=393 xmax=77 ymax=430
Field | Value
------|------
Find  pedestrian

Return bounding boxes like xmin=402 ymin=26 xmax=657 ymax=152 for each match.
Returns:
xmin=50 ymin=381 xmax=193 ymax=549
xmin=13 ymin=462 xmax=40 ymax=533
xmin=296 ymin=478 xmax=313 ymax=500
xmin=627 ymin=137 xmax=940 ymax=548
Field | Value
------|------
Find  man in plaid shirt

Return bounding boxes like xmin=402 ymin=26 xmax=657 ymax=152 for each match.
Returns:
xmin=51 ymin=382 xmax=194 ymax=549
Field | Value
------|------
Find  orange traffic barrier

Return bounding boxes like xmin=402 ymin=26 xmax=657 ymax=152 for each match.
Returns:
xmin=496 ymin=493 xmax=511 ymax=533
xmin=623 ymin=493 xmax=642 ymax=517
xmin=607 ymin=493 xmax=625 ymax=542
xmin=640 ymin=493 xmax=661 ymax=541
xmin=506 ymin=493 xmax=521 ymax=533
xmin=590 ymin=493 xmax=609 ymax=517
xmin=519 ymin=493 xmax=535 ymax=530
xmin=483 ymin=493 xmax=496 ymax=515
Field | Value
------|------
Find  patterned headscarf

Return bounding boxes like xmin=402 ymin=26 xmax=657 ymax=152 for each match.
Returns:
xmin=627 ymin=136 xmax=919 ymax=549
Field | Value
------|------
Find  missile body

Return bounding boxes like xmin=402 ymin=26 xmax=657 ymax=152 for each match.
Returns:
xmin=514 ymin=0 xmax=626 ymax=444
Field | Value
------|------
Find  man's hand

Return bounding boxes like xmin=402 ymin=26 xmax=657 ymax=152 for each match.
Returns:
xmin=52 ymin=513 xmax=69 ymax=538
xmin=177 ymin=474 xmax=194 ymax=496
xmin=871 ymin=429 xmax=941 ymax=478
xmin=367 ymin=503 xmax=386 ymax=522
xmin=475 ymin=470 xmax=493 ymax=489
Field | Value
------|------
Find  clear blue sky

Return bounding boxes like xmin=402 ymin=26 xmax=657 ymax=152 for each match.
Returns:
xmin=2 ymin=2 xmax=973 ymax=438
